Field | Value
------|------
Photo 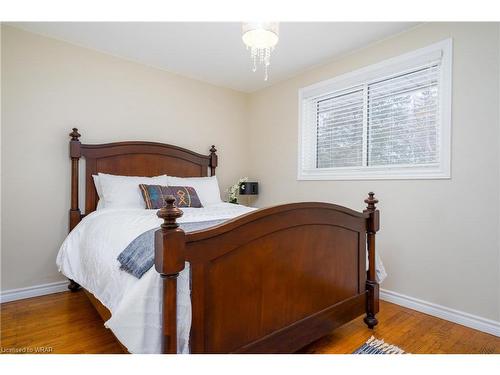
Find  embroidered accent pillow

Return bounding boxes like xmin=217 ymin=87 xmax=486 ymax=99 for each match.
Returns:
xmin=139 ymin=184 xmax=203 ymax=209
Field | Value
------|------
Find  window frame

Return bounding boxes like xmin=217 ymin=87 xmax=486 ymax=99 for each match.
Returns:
xmin=297 ymin=39 xmax=452 ymax=181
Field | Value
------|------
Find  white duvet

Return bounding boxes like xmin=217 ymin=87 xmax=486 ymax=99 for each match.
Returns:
xmin=56 ymin=202 xmax=386 ymax=354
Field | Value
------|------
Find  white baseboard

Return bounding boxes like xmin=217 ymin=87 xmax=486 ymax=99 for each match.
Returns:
xmin=0 ymin=281 xmax=68 ymax=303
xmin=380 ymin=288 xmax=500 ymax=337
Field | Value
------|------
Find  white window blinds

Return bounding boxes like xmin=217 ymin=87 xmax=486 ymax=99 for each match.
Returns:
xmin=367 ymin=65 xmax=440 ymax=167
xmin=298 ymin=39 xmax=451 ymax=180
xmin=316 ymin=87 xmax=364 ymax=168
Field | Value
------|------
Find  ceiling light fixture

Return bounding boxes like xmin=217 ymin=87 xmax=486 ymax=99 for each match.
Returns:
xmin=242 ymin=22 xmax=279 ymax=81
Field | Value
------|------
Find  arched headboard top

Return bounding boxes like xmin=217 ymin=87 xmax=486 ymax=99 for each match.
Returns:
xmin=68 ymin=128 xmax=218 ymax=230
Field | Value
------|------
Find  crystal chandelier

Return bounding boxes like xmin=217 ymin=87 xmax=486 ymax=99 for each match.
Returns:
xmin=241 ymin=22 xmax=279 ymax=81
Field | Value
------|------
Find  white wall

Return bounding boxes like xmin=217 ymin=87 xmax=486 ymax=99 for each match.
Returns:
xmin=247 ymin=22 xmax=500 ymax=322
xmin=1 ymin=25 xmax=249 ymax=291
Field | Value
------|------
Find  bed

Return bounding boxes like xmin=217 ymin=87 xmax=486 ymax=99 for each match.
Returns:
xmin=59 ymin=128 xmax=382 ymax=354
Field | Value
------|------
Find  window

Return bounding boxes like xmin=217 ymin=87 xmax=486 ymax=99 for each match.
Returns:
xmin=298 ymin=39 xmax=452 ymax=180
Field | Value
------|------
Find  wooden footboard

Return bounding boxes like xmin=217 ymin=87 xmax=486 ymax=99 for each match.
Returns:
xmin=155 ymin=194 xmax=380 ymax=353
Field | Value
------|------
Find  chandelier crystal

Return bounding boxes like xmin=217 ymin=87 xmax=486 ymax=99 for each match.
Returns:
xmin=242 ymin=22 xmax=279 ymax=81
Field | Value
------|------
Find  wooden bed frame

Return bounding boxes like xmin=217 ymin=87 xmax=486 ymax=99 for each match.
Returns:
xmin=67 ymin=128 xmax=380 ymax=354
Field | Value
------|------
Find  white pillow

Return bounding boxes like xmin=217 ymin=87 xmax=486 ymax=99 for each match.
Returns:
xmin=92 ymin=175 xmax=105 ymax=210
xmin=166 ymin=175 xmax=222 ymax=207
xmin=98 ymin=173 xmax=168 ymax=209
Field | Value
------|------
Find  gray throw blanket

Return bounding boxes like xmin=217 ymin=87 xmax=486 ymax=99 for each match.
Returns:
xmin=118 ymin=219 xmax=226 ymax=278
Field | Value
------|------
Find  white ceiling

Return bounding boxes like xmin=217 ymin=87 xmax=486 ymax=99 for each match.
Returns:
xmin=12 ymin=22 xmax=419 ymax=92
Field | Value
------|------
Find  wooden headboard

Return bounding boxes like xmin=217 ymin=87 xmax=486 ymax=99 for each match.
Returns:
xmin=68 ymin=128 xmax=218 ymax=230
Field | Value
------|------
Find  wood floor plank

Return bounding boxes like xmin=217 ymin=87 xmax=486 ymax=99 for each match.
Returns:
xmin=1 ymin=290 xmax=499 ymax=354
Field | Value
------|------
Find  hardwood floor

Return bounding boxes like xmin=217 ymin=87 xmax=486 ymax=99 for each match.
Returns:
xmin=1 ymin=290 xmax=123 ymax=354
xmin=299 ymin=301 xmax=500 ymax=354
xmin=1 ymin=290 xmax=499 ymax=354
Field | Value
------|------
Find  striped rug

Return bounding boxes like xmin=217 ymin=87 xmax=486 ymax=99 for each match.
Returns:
xmin=353 ymin=336 xmax=406 ymax=354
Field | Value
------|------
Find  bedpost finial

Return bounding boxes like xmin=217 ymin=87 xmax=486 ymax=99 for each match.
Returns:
xmin=70 ymin=128 xmax=81 ymax=141
xmin=210 ymin=145 xmax=217 ymax=154
xmin=157 ymin=195 xmax=183 ymax=229
xmin=365 ymin=192 xmax=378 ymax=212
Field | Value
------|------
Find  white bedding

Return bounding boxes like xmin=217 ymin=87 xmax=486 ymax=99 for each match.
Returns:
xmin=56 ymin=202 xmax=386 ymax=354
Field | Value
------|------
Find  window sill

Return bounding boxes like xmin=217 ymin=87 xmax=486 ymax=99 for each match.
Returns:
xmin=297 ymin=167 xmax=451 ymax=181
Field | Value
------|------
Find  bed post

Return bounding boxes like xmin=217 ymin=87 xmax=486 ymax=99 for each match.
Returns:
xmin=209 ymin=145 xmax=217 ymax=176
xmin=69 ymin=128 xmax=82 ymax=231
xmin=68 ymin=128 xmax=82 ymax=292
xmin=155 ymin=196 xmax=186 ymax=354
xmin=364 ymin=192 xmax=380 ymax=329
